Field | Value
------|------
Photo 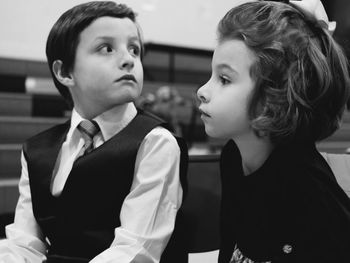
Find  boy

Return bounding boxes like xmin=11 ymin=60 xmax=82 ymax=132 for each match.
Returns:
xmin=0 ymin=1 xmax=187 ymax=262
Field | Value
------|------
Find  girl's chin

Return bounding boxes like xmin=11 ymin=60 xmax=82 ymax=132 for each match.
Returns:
xmin=205 ymin=128 xmax=223 ymax=139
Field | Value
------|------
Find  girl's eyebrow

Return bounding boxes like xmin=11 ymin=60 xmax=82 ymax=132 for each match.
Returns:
xmin=216 ymin=63 xmax=239 ymax=75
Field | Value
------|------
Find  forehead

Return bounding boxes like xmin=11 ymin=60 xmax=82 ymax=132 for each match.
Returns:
xmin=80 ymin=16 xmax=140 ymax=42
xmin=213 ymin=39 xmax=256 ymax=72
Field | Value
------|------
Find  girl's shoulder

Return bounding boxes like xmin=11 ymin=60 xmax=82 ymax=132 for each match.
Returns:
xmin=278 ymin=144 xmax=350 ymax=225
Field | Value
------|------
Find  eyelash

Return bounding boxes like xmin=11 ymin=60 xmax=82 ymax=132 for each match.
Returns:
xmin=98 ymin=43 xmax=140 ymax=57
xmin=219 ymin=75 xmax=230 ymax=85
xmin=98 ymin=44 xmax=113 ymax=54
xmin=129 ymin=44 xmax=141 ymax=56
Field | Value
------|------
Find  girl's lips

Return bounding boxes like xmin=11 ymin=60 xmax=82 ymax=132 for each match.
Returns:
xmin=198 ymin=108 xmax=211 ymax=118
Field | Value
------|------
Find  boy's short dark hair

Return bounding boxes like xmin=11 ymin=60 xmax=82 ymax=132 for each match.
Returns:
xmin=46 ymin=1 xmax=143 ymax=108
xmin=218 ymin=1 xmax=350 ymax=144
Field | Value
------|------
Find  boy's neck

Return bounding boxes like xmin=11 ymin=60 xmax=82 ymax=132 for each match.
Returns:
xmin=234 ymin=133 xmax=273 ymax=176
xmin=75 ymin=103 xmax=135 ymax=120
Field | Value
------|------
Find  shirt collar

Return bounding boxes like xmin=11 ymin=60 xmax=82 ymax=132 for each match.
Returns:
xmin=70 ymin=103 xmax=137 ymax=141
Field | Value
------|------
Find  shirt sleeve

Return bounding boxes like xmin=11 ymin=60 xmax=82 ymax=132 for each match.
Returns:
xmin=0 ymin=151 xmax=47 ymax=262
xmin=90 ymin=127 xmax=182 ymax=263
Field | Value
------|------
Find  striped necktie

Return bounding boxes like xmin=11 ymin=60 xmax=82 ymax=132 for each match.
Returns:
xmin=77 ymin=120 xmax=100 ymax=155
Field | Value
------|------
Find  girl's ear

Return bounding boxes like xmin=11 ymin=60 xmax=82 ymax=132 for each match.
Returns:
xmin=52 ymin=60 xmax=74 ymax=87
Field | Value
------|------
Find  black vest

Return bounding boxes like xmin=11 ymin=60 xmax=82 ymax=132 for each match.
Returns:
xmin=23 ymin=110 xmax=188 ymax=263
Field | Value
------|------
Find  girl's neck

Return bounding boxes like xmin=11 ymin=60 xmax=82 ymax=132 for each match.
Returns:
xmin=234 ymin=134 xmax=273 ymax=176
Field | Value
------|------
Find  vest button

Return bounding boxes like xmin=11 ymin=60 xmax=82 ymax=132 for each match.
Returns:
xmin=283 ymin=244 xmax=293 ymax=254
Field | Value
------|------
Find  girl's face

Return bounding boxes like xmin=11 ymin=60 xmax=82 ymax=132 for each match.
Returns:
xmin=197 ymin=39 xmax=257 ymax=140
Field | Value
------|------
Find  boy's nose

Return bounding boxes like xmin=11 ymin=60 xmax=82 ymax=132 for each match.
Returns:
xmin=119 ymin=52 xmax=134 ymax=71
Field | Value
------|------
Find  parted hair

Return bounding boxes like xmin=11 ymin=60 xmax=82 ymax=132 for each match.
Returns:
xmin=46 ymin=1 xmax=143 ymax=108
xmin=218 ymin=1 xmax=350 ymax=144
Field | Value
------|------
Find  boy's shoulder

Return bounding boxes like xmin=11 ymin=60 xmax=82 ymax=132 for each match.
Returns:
xmin=136 ymin=108 xmax=172 ymax=130
xmin=138 ymin=109 xmax=187 ymax=148
xmin=135 ymin=108 xmax=187 ymax=155
xmin=126 ymin=108 xmax=176 ymax=139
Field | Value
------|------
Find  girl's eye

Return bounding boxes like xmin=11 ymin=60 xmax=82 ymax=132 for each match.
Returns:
xmin=219 ymin=75 xmax=230 ymax=85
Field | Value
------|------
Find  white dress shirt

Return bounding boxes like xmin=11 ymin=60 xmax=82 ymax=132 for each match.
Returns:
xmin=0 ymin=103 xmax=183 ymax=263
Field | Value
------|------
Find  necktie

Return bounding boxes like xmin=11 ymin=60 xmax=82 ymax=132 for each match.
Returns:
xmin=77 ymin=120 xmax=100 ymax=155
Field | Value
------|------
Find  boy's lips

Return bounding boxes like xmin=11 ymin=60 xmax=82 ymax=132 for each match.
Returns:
xmin=116 ymin=74 xmax=137 ymax=83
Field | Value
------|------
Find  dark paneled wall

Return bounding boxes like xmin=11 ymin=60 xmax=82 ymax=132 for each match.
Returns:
xmin=324 ymin=0 xmax=350 ymax=56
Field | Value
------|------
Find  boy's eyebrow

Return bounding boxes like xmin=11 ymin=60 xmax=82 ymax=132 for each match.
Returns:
xmin=94 ymin=35 xmax=141 ymax=44
xmin=128 ymin=36 xmax=141 ymax=43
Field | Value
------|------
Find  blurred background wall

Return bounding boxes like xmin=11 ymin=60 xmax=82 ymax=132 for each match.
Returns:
xmin=0 ymin=0 xmax=250 ymax=61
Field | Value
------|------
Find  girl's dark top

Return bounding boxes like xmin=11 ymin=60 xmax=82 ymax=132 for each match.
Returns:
xmin=219 ymin=140 xmax=350 ymax=263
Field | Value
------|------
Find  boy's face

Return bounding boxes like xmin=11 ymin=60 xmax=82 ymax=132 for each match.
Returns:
xmin=68 ymin=16 xmax=143 ymax=118
xmin=197 ymin=39 xmax=256 ymax=140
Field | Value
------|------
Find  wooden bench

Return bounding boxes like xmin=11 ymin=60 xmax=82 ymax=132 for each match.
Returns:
xmin=0 ymin=144 xmax=21 ymax=179
xmin=0 ymin=92 xmax=32 ymax=116
xmin=0 ymin=116 xmax=67 ymax=144
xmin=0 ymin=179 xmax=19 ymax=215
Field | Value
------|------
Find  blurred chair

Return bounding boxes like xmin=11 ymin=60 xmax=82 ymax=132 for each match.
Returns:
xmin=0 ymin=213 xmax=14 ymax=238
xmin=188 ymin=250 xmax=219 ymax=263
xmin=321 ymin=152 xmax=350 ymax=198
xmin=181 ymin=154 xmax=221 ymax=263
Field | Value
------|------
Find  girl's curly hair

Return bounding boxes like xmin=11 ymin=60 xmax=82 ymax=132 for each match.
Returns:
xmin=218 ymin=1 xmax=350 ymax=144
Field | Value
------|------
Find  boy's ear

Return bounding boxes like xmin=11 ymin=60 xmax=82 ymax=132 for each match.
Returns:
xmin=52 ymin=60 xmax=74 ymax=87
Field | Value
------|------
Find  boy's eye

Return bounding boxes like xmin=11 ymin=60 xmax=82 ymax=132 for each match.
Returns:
xmin=99 ymin=44 xmax=114 ymax=54
xmin=129 ymin=45 xmax=141 ymax=56
xmin=219 ymin=75 xmax=230 ymax=85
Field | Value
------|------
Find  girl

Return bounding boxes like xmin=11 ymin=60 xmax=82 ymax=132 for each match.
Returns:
xmin=197 ymin=0 xmax=350 ymax=262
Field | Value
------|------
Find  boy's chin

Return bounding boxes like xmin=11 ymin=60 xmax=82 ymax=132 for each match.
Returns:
xmin=106 ymin=92 xmax=139 ymax=105
xmin=92 ymin=101 xmax=136 ymax=116
xmin=106 ymin=101 xmax=136 ymax=110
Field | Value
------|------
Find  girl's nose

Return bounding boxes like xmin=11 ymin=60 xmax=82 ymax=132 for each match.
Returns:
xmin=197 ymin=85 xmax=209 ymax=103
